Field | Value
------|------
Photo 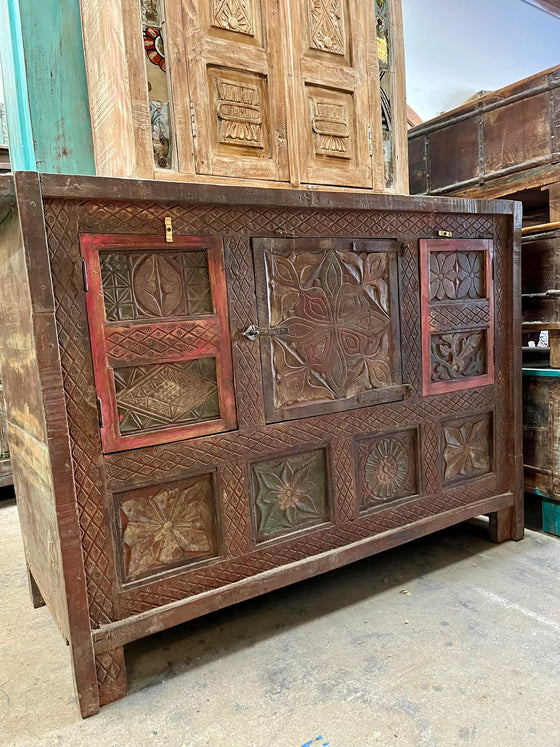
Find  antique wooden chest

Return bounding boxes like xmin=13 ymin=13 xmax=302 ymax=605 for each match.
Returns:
xmin=0 ymin=173 xmax=522 ymax=716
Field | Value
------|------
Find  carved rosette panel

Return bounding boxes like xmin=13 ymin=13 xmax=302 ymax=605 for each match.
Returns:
xmin=356 ymin=428 xmax=418 ymax=510
xmin=442 ymin=413 xmax=492 ymax=485
xmin=431 ymin=331 xmax=486 ymax=382
xmin=308 ymin=0 xmax=346 ymax=55
xmin=215 ymin=76 xmax=264 ymax=149
xmin=259 ymin=241 xmax=400 ymax=418
xmin=114 ymin=359 xmax=220 ymax=434
xmin=100 ymin=250 xmax=212 ymax=321
xmin=251 ymin=449 xmax=329 ymax=541
xmin=118 ymin=473 xmax=219 ymax=581
xmin=212 ymin=0 xmax=255 ymax=36
xmin=429 ymin=252 xmax=485 ymax=302
xmin=311 ymin=98 xmax=352 ymax=159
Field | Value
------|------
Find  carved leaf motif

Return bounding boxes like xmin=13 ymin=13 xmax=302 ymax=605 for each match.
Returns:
xmin=121 ymin=477 xmax=216 ymax=579
xmin=253 ymin=450 xmax=328 ymax=540
xmin=431 ymin=331 xmax=486 ymax=382
xmin=443 ymin=416 xmax=491 ymax=482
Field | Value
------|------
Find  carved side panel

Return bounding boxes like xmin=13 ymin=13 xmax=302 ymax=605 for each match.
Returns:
xmin=254 ymin=237 xmax=403 ymax=422
xmin=420 ymin=239 xmax=494 ymax=396
xmin=442 ymin=413 xmax=493 ymax=486
xmin=308 ymin=0 xmax=346 ymax=55
xmin=117 ymin=473 xmax=219 ymax=581
xmin=251 ymin=449 xmax=329 ymax=542
xmin=356 ymin=428 xmax=419 ymax=511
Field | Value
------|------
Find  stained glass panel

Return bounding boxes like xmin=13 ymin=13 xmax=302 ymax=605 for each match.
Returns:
xmin=141 ymin=0 xmax=173 ymax=169
xmin=375 ymin=0 xmax=394 ymax=188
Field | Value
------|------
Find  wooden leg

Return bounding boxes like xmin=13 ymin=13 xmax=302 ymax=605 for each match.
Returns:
xmin=26 ymin=565 xmax=46 ymax=609
xmin=488 ymin=505 xmax=524 ymax=543
xmin=96 ymin=647 xmax=128 ymax=708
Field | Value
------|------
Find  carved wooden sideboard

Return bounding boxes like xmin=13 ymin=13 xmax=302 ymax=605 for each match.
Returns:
xmin=0 ymin=172 xmax=522 ymax=717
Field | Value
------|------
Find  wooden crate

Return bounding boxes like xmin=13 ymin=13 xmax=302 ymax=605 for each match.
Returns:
xmin=408 ymin=65 xmax=560 ymax=200
xmin=0 ymin=172 xmax=522 ymax=717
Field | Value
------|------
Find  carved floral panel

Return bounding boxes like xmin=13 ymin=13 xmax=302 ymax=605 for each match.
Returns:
xmin=429 ymin=252 xmax=485 ymax=302
xmin=211 ymin=0 xmax=255 ymax=36
xmin=264 ymin=244 xmax=398 ymax=413
xmin=442 ymin=414 xmax=492 ymax=484
xmin=119 ymin=473 xmax=218 ymax=580
xmin=431 ymin=331 xmax=487 ymax=381
xmin=252 ymin=449 xmax=328 ymax=541
xmin=357 ymin=428 xmax=418 ymax=510
xmin=100 ymin=250 xmax=212 ymax=321
xmin=114 ymin=359 xmax=219 ymax=434
xmin=308 ymin=0 xmax=346 ymax=55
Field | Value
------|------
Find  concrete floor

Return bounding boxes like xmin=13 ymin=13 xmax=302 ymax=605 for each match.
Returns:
xmin=1 ymin=493 xmax=560 ymax=747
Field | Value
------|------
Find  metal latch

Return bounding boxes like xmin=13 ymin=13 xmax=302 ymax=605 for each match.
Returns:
xmin=242 ymin=324 xmax=289 ymax=341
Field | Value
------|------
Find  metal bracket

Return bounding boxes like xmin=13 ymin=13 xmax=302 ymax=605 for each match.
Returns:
xmin=242 ymin=324 xmax=289 ymax=341
xmin=165 ymin=216 xmax=173 ymax=243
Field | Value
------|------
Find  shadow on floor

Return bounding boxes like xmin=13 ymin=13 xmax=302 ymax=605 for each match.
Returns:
xmin=125 ymin=517 xmax=499 ymax=694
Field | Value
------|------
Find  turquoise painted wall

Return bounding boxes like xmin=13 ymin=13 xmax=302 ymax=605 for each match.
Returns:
xmin=0 ymin=0 xmax=96 ymax=174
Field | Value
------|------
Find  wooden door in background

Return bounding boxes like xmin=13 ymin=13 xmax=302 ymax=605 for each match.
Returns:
xmin=287 ymin=0 xmax=378 ymax=188
xmin=182 ymin=0 xmax=290 ymax=182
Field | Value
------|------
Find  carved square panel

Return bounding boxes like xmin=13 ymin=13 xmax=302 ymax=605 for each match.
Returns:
xmin=114 ymin=358 xmax=220 ymax=435
xmin=431 ymin=330 xmax=487 ymax=382
xmin=117 ymin=473 xmax=219 ymax=582
xmin=442 ymin=412 xmax=493 ymax=486
xmin=99 ymin=249 xmax=213 ymax=322
xmin=308 ymin=88 xmax=354 ymax=160
xmin=429 ymin=251 xmax=486 ymax=302
xmin=208 ymin=68 xmax=269 ymax=153
xmin=253 ymin=237 xmax=403 ymax=423
xmin=356 ymin=428 xmax=419 ymax=511
xmin=251 ymin=448 xmax=329 ymax=542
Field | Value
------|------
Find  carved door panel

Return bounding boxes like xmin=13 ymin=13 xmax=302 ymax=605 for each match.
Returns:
xmin=287 ymin=0 xmax=377 ymax=188
xmin=420 ymin=239 xmax=495 ymax=396
xmin=253 ymin=237 xmax=405 ymax=423
xmin=81 ymin=234 xmax=236 ymax=452
xmin=181 ymin=0 xmax=289 ymax=182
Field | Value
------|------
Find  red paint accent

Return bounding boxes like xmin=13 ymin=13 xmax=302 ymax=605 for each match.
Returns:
xmin=80 ymin=234 xmax=237 ymax=452
xmin=420 ymin=238 xmax=495 ymax=397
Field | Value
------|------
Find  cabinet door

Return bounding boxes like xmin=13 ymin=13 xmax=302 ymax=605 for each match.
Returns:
xmin=181 ymin=0 xmax=289 ymax=182
xmin=81 ymin=234 xmax=236 ymax=452
xmin=287 ymin=0 xmax=377 ymax=188
xmin=253 ymin=237 xmax=405 ymax=422
xmin=420 ymin=239 xmax=495 ymax=396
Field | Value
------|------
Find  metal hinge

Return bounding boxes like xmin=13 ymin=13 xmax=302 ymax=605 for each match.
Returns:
xmin=242 ymin=324 xmax=289 ymax=341
xmin=81 ymin=260 xmax=89 ymax=292
xmin=190 ymin=101 xmax=197 ymax=139
xmin=368 ymin=125 xmax=374 ymax=157
xmin=96 ymin=398 xmax=104 ymax=429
